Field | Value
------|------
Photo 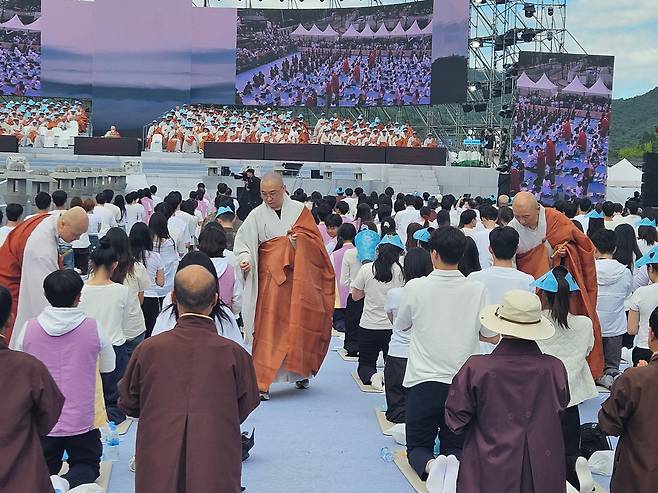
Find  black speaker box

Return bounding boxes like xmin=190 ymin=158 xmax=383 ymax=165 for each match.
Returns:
xmin=497 ymin=172 xmax=511 ymax=197
xmin=641 ymin=153 xmax=658 ymax=207
xmin=311 ymin=169 xmax=322 ymax=179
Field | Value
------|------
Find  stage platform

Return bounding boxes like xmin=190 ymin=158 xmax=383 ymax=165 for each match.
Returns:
xmin=0 ymin=147 xmax=499 ymax=199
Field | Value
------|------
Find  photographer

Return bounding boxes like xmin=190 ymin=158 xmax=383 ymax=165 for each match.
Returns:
xmin=238 ymin=168 xmax=262 ymax=220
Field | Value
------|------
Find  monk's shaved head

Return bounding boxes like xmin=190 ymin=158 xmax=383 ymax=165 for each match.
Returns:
xmin=260 ymin=172 xmax=286 ymax=210
xmin=512 ymin=192 xmax=540 ymax=229
xmin=58 ymin=206 xmax=89 ymax=243
xmin=173 ymin=265 xmax=217 ymax=315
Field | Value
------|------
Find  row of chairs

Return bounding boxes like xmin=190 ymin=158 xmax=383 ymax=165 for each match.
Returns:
xmin=39 ymin=122 xmax=80 ymax=148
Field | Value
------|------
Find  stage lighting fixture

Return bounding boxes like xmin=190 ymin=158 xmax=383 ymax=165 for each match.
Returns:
xmin=547 ymin=6 xmax=554 ymax=15
xmin=462 ymin=104 xmax=474 ymax=113
xmin=474 ymin=0 xmax=484 ymax=4
xmin=546 ymin=31 xmax=554 ymax=41
xmin=468 ymin=83 xmax=477 ymax=92
xmin=520 ymin=29 xmax=536 ymax=42
xmin=470 ymin=39 xmax=481 ymax=48
xmin=524 ymin=3 xmax=536 ymax=17
xmin=474 ymin=103 xmax=487 ymax=113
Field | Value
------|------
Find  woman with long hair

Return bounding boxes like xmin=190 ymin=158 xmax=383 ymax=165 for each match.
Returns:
xmin=458 ymin=237 xmax=481 ymax=277
xmin=140 ymin=188 xmax=154 ymax=224
xmin=406 ymin=223 xmax=424 ymax=251
xmin=458 ymin=209 xmax=478 ymax=237
xmin=148 ymin=212 xmax=180 ymax=325
xmin=113 ymin=195 xmax=126 ymax=231
xmin=330 ymin=223 xmax=357 ymax=332
xmin=152 ymin=251 xmax=242 ymax=344
xmin=78 ymin=238 xmax=131 ymax=424
xmin=383 ymin=247 xmax=432 ymax=423
xmin=379 ymin=217 xmax=396 ymax=238
xmin=586 ymin=217 xmax=605 ymax=240
xmin=354 ymin=203 xmax=373 ymax=230
xmin=351 ymin=236 xmax=405 ymax=385
xmin=637 ymin=223 xmax=658 ymax=255
xmin=104 ymin=227 xmax=150 ymax=356
xmin=535 ymin=266 xmax=597 ymax=490
xmin=130 ymin=222 xmax=165 ymax=338
xmin=613 ymin=223 xmax=642 ymax=271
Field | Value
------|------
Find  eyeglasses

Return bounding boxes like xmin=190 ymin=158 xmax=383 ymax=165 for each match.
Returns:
xmin=260 ymin=187 xmax=283 ymax=199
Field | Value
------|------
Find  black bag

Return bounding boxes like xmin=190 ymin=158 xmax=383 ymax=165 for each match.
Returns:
xmin=579 ymin=422 xmax=611 ymax=459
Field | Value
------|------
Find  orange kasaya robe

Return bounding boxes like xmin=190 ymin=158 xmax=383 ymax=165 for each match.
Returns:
xmin=252 ymin=208 xmax=335 ymax=392
xmin=515 ymin=207 xmax=604 ymax=379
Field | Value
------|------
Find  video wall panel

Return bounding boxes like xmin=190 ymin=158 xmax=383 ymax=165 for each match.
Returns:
xmin=511 ymin=51 xmax=614 ymax=204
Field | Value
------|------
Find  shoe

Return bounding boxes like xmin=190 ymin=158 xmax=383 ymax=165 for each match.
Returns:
xmin=241 ymin=428 xmax=255 ymax=461
xmin=345 ymin=351 xmax=358 ymax=358
xmin=295 ymin=379 xmax=310 ymax=390
xmin=596 ymin=374 xmax=614 ymax=390
xmin=259 ymin=391 xmax=270 ymax=401
xmin=425 ymin=455 xmax=447 ymax=493
xmin=575 ymin=456 xmax=595 ymax=493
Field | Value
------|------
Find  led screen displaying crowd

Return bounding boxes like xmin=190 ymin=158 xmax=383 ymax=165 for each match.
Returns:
xmin=511 ymin=52 xmax=614 ymax=205
xmin=0 ymin=0 xmax=41 ymax=23
xmin=0 ymin=28 xmax=40 ymax=96
xmin=235 ymin=1 xmax=432 ymax=108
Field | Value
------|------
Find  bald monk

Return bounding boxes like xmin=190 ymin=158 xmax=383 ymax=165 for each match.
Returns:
xmin=509 ymin=192 xmax=603 ymax=377
xmin=0 ymin=207 xmax=88 ymax=347
xmin=119 ymin=264 xmax=259 ymax=493
xmin=233 ymin=173 xmax=335 ymax=400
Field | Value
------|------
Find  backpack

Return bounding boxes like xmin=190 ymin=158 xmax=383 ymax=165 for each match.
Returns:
xmin=579 ymin=422 xmax=611 ymax=459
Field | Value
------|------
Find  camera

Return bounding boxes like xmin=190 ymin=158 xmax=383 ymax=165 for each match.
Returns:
xmin=232 ymin=172 xmax=249 ymax=181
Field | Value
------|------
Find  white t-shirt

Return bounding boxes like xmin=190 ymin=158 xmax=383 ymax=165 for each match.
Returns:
xmin=153 ymin=237 xmax=179 ymax=297
xmin=105 ymin=202 xmax=122 ymax=224
xmin=471 ymin=228 xmax=495 ymax=269
xmin=79 ymin=283 xmax=130 ymax=346
xmin=385 ymin=287 xmax=410 ymax=358
xmin=626 ymin=283 xmax=658 ymax=349
xmin=93 ymin=206 xmax=117 ymax=238
xmin=396 ymin=270 xmax=489 ymax=387
xmin=468 ymin=266 xmax=535 ymax=305
xmin=122 ymin=262 xmax=152 ymax=340
xmin=125 ymin=203 xmax=145 ymax=234
xmin=0 ymin=225 xmax=14 ymax=247
xmin=143 ymin=250 xmax=165 ymax=298
xmin=352 ymin=262 xmax=404 ymax=329
xmin=168 ymin=215 xmax=191 ymax=255
xmin=175 ymin=210 xmax=197 ymax=241
xmin=509 ymin=205 xmax=548 ymax=255
xmin=394 ymin=206 xmax=422 ymax=245
xmin=340 ymin=247 xmax=362 ymax=288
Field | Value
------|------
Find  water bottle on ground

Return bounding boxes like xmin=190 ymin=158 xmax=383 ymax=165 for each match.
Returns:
xmin=104 ymin=421 xmax=120 ymax=462
xmin=380 ymin=446 xmax=394 ymax=463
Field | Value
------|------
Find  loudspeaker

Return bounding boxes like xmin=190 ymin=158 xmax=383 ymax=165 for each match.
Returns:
xmin=311 ymin=169 xmax=322 ymax=179
xmin=641 ymin=153 xmax=658 ymax=207
xmin=497 ymin=172 xmax=511 ymax=197
xmin=220 ymin=166 xmax=231 ymax=176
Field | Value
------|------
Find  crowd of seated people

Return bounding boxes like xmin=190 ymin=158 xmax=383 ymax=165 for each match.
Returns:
xmin=0 ymin=98 xmax=90 ymax=147
xmin=145 ymin=104 xmax=439 ymax=153
xmin=0 ymin=29 xmax=40 ymax=97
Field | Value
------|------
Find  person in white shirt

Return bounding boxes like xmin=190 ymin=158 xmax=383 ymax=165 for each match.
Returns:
xmin=0 ymin=203 xmax=23 ymax=247
xmin=384 ymin=247 xmax=433 ymax=424
xmin=351 ymin=235 xmax=405 ymax=385
xmin=590 ymin=229 xmax=633 ymax=388
xmin=602 ymin=201 xmax=620 ymax=230
xmin=150 ymin=185 xmax=163 ymax=206
xmin=622 ymin=200 xmax=641 ymax=229
xmin=573 ymin=197 xmax=592 ymax=233
xmin=396 ymin=226 xmax=498 ymax=483
xmin=93 ymin=193 xmax=117 ymax=238
xmin=102 ymin=189 xmax=122 ymax=225
xmin=124 ymin=191 xmax=146 ymax=234
xmin=636 ymin=218 xmax=658 ymax=255
xmin=161 ymin=195 xmax=192 ymax=255
xmin=627 ymin=249 xmax=658 ymax=366
xmin=394 ymin=195 xmax=422 ymax=245
xmin=343 ymin=188 xmax=358 ymax=217
xmin=534 ymin=266 xmax=597 ymax=489
xmin=470 ymin=205 xmax=498 ymax=268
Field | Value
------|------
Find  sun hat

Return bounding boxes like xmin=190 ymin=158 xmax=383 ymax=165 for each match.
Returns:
xmin=336 ymin=187 xmax=345 ymax=195
xmin=532 ymin=268 xmax=579 ymax=292
xmin=635 ymin=245 xmax=658 ymax=268
xmin=378 ymin=234 xmax=405 ymax=252
xmin=216 ymin=206 xmax=234 ymax=216
xmin=586 ymin=210 xmax=604 ymax=219
xmin=412 ymin=228 xmax=431 ymax=243
xmin=636 ymin=217 xmax=657 ymax=228
xmin=479 ymin=290 xmax=555 ymax=341
xmin=354 ymin=229 xmax=380 ymax=262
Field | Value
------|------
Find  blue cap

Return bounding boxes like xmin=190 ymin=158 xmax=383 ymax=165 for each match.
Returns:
xmin=413 ymin=228 xmax=431 ymax=243
xmin=378 ymin=234 xmax=405 ymax=252
xmin=635 ymin=246 xmax=658 ymax=268
xmin=637 ymin=218 xmax=657 ymax=228
xmin=586 ymin=210 xmax=604 ymax=219
xmin=531 ymin=269 xmax=579 ymax=292
xmin=216 ymin=206 xmax=234 ymax=216
xmin=336 ymin=187 xmax=345 ymax=195
xmin=354 ymin=229 xmax=380 ymax=263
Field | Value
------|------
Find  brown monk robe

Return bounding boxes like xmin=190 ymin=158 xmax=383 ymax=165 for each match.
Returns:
xmin=509 ymin=193 xmax=604 ymax=378
xmin=0 ymin=336 xmax=65 ymax=493
xmin=119 ymin=265 xmax=259 ymax=493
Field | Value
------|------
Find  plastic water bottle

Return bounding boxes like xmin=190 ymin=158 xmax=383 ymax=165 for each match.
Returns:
xmin=104 ymin=421 xmax=120 ymax=462
xmin=380 ymin=446 xmax=394 ymax=463
xmin=433 ymin=436 xmax=441 ymax=455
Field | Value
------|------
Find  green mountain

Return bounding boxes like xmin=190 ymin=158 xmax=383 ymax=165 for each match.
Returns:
xmin=610 ymin=87 xmax=658 ymax=159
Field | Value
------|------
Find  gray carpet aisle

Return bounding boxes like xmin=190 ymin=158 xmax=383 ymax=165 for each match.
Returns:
xmin=107 ymin=336 xmax=612 ymax=492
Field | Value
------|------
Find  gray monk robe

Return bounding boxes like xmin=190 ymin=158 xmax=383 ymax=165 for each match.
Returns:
xmin=118 ymin=314 xmax=260 ymax=493
xmin=445 ymin=338 xmax=570 ymax=493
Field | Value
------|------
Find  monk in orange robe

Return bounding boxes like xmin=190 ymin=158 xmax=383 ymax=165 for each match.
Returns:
xmin=509 ymin=192 xmax=603 ymax=378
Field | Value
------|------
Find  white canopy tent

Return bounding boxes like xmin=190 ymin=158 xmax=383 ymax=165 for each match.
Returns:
xmin=562 ymin=76 xmax=589 ymax=96
xmin=421 ymin=20 xmax=433 ymax=35
xmin=290 ymin=24 xmax=309 ymax=36
xmin=606 ymin=158 xmax=642 ymax=202
xmin=516 ymin=72 xmax=536 ymax=90
xmin=342 ymin=24 xmax=361 ymax=37
xmin=356 ymin=24 xmax=376 ymax=37
xmin=405 ymin=20 xmax=424 ymax=36
xmin=588 ymin=77 xmax=613 ymax=98
xmin=534 ymin=73 xmax=558 ymax=94
xmin=22 ymin=17 xmax=42 ymax=30
xmin=372 ymin=23 xmax=391 ymax=37
xmin=305 ymin=24 xmax=324 ymax=36
xmin=389 ymin=21 xmax=407 ymax=36
xmin=1 ymin=14 xmax=27 ymax=30
xmin=319 ymin=25 xmax=339 ymax=37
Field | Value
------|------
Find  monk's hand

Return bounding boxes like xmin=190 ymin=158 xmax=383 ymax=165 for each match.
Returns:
xmin=240 ymin=260 xmax=251 ymax=273
xmin=555 ymin=243 xmax=568 ymax=258
xmin=287 ymin=229 xmax=298 ymax=242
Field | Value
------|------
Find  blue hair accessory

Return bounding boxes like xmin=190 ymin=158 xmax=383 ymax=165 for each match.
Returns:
xmin=635 ymin=246 xmax=658 ymax=268
xmin=413 ymin=228 xmax=431 ymax=243
xmin=336 ymin=187 xmax=344 ymax=195
xmin=216 ymin=206 xmax=234 ymax=216
xmin=636 ymin=218 xmax=657 ymax=228
xmin=354 ymin=230 xmax=380 ymax=262
xmin=532 ymin=269 xmax=579 ymax=292
xmin=586 ymin=210 xmax=604 ymax=219
xmin=378 ymin=234 xmax=406 ymax=252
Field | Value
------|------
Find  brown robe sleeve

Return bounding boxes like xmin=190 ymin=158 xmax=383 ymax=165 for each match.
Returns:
xmin=598 ymin=373 xmax=634 ymax=437
xmin=31 ymin=359 xmax=65 ymax=436
xmin=234 ymin=347 xmax=260 ymax=424
xmin=118 ymin=345 xmax=143 ymax=419
xmin=445 ymin=361 xmax=476 ymax=435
